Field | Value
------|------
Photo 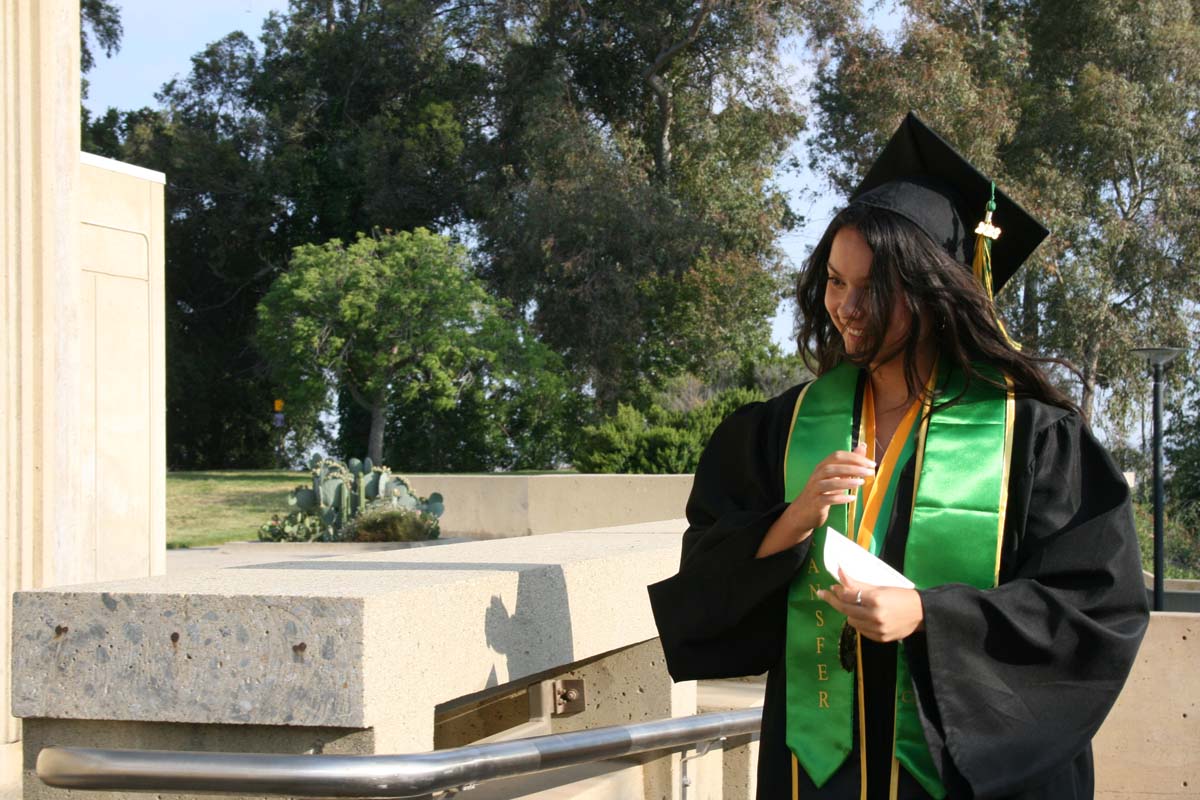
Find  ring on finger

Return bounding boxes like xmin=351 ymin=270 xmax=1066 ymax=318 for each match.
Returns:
xmin=855 ymin=589 xmax=863 ymax=606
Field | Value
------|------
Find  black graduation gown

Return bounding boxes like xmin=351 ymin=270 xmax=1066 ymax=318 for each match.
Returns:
xmin=647 ymin=382 xmax=1149 ymax=800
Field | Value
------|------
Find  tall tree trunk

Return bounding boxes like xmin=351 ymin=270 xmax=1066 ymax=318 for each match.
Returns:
xmin=367 ymin=402 xmax=386 ymax=464
xmin=1021 ymin=267 xmax=1039 ymax=345
xmin=652 ymin=84 xmax=673 ymax=182
xmin=347 ymin=382 xmax=387 ymax=464
xmin=1079 ymin=346 xmax=1099 ymax=426
xmin=641 ymin=0 xmax=716 ymax=183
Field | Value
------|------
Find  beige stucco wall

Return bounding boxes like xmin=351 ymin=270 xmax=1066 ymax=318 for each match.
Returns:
xmin=3 ymin=1 xmax=166 ymax=794
xmin=78 ymin=153 xmax=167 ymax=580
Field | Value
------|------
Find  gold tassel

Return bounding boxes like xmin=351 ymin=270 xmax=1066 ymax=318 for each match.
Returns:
xmin=972 ymin=184 xmax=1020 ymax=350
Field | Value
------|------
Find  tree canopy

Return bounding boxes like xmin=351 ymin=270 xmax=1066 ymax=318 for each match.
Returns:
xmin=85 ymin=0 xmax=1199 ymax=466
xmin=801 ymin=0 xmax=1200 ymax=436
xmin=87 ymin=0 xmax=807 ymax=467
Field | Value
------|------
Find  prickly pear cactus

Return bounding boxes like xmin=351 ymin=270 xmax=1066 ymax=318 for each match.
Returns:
xmin=423 ymin=492 xmax=445 ymax=519
xmin=260 ymin=455 xmax=444 ymax=542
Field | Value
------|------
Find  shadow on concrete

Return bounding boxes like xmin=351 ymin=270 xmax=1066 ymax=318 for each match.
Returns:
xmin=483 ymin=564 xmax=573 ymax=687
xmin=227 ymin=559 xmax=576 ymax=691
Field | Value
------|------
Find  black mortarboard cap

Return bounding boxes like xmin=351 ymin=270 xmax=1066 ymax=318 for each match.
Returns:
xmin=850 ymin=111 xmax=1049 ymax=292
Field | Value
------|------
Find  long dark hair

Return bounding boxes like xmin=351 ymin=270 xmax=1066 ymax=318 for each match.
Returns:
xmin=796 ymin=203 xmax=1078 ymax=413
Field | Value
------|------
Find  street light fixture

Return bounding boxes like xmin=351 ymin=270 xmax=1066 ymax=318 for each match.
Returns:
xmin=1131 ymin=346 xmax=1186 ymax=611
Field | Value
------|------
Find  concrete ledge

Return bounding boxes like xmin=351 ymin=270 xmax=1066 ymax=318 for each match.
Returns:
xmin=1140 ymin=571 xmax=1200 ymax=612
xmin=12 ymin=531 xmax=682 ymax=753
xmin=79 ymin=151 xmax=165 ymax=184
xmin=404 ymin=474 xmax=693 ymax=537
xmin=1142 ymin=570 xmax=1200 ymax=593
xmin=164 ymin=539 xmax=468 ymax=574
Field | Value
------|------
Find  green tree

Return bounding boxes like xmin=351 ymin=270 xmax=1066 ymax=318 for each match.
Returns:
xmin=131 ymin=34 xmax=291 ymax=468
xmin=379 ymin=318 xmax=588 ymax=471
xmin=1017 ymin=0 xmax=1200 ymax=429
xmin=799 ymin=0 xmax=1200 ymax=435
xmin=258 ymin=229 xmax=512 ymax=464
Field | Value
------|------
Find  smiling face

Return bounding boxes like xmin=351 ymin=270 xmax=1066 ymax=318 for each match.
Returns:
xmin=823 ymin=225 xmax=914 ymax=365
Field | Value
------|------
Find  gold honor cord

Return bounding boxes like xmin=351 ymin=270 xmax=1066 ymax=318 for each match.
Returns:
xmin=783 ymin=364 xmax=1011 ymax=797
xmin=855 ymin=377 xmax=929 ymax=800
xmin=854 ymin=376 xmax=934 ymax=554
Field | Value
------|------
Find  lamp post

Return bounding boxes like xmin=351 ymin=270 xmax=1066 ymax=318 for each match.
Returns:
xmin=1131 ymin=346 xmax=1186 ymax=611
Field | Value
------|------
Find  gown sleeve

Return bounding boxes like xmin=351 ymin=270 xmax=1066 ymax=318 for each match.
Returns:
xmin=647 ymin=387 xmax=811 ymax=682
xmin=906 ymin=406 xmax=1150 ymax=798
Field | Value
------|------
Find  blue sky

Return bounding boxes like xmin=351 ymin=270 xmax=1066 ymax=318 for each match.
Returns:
xmin=84 ymin=1 xmax=867 ymax=352
xmin=85 ymin=0 xmax=290 ymax=112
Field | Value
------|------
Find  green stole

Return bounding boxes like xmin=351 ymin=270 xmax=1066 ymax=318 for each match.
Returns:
xmin=783 ymin=362 xmax=1013 ymax=798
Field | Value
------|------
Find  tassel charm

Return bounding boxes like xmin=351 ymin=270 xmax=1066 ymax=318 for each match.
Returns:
xmin=971 ymin=183 xmax=1021 ymax=350
xmin=974 ymin=208 xmax=1001 ymax=240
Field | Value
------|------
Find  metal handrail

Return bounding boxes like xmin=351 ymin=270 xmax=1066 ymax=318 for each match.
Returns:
xmin=37 ymin=706 xmax=763 ymax=798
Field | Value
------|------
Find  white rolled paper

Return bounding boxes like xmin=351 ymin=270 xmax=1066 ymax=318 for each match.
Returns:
xmin=822 ymin=527 xmax=915 ymax=589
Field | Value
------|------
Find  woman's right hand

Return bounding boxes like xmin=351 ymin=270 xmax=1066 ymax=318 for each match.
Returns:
xmin=756 ymin=442 xmax=876 ymax=558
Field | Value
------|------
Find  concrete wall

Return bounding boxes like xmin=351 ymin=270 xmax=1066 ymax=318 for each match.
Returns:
xmin=405 ymin=474 xmax=693 ymax=537
xmin=1141 ymin=571 xmax=1200 ymax=612
xmin=1094 ymin=613 xmax=1198 ymax=799
xmin=2 ymin=2 xmax=166 ymax=793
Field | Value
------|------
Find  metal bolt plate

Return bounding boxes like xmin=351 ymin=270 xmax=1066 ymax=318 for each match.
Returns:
xmin=552 ymin=679 xmax=585 ymax=716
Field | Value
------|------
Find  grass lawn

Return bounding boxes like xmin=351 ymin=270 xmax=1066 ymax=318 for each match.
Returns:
xmin=167 ymin=470 xmax=308 ymax=549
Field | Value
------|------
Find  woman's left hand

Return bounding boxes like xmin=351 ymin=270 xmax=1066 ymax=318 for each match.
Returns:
xmin=818 ymin=568 xmax=925 ymax=643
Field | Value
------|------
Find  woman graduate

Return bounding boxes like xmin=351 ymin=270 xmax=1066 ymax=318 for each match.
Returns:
xmin=647 ymin=112 xmax=1149 ymax=800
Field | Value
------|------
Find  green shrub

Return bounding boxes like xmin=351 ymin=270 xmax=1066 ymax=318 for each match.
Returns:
xmin=574 ymin=386 xmax=764 ymax=474
xmin=340 ymin=499 xmax=441 ymax=542
xmin=258 ymin=510 xmax=325 ymax=542
xmin=573 ymin=405 xmax=652 ymax=473
xmin=627 ymin=426 xmax=701 ymax=474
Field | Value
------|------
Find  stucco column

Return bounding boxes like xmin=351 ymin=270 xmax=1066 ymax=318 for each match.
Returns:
xmin=1 ymin=0 xmax=83 ymax=776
